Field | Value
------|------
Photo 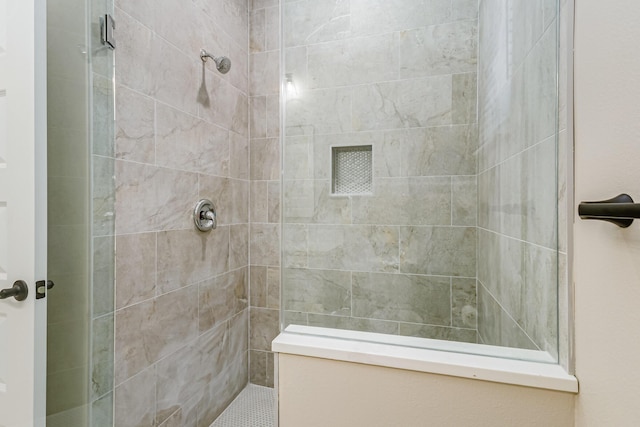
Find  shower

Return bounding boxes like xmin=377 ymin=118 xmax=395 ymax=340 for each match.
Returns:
xmin=200 ymin=48 xmax=232 ymax=74
xmin=39 ymin=0 xmax=566 ymax=425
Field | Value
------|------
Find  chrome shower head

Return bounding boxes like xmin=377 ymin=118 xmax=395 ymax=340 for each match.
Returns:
xmin=214 ymin=56 xmax=231 ymax=74
xmin=200 ymin=49 xmax=231 ymax=74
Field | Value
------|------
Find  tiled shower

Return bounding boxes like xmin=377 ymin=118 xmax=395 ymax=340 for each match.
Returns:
xmin=45 ymin=0 xmax=568 ymax=426
xmin=280 ymin=0 xmax=480 ymax=342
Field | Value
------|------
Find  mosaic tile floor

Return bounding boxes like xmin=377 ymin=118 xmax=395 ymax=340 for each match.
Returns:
xmin=210 ymin=384 xmax=276 ymax=427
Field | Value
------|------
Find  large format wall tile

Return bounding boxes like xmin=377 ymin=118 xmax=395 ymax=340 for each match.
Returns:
xmin=308 ymin=225 xmax=400 ymax=273
xmin=279 ymin=0 xmax=479 ymax=345
xmin=523 ymin=243 xmax=558 ymax=358
xmin=92 ymin=315 xmax=114 ymax=401
xmin=286 ymin=87 xmax=352 ymax=136
xmin=115 ymin=85 xmax=155 ymax=164
xmin=283 ymin=180 xmax=351 ymax=224
xmin=250 ymin=223 xmax=280 ymax=266
xmin=198 ymin=70 xmax=249 ymax=137
xmin=114 ymin=285 xmax=199 ymax=385
xmin=477 ymin=283 xmax=537 ymax=350
xmin=250 ymin=138 xmax=280 ymax=180
xmin=352 ymin=273 xmax=451 ymax=325
xmin=452 ymin=176 xmax=477 ymax=226
xmin=114 ymin=0 xmax=250 ymax=422
xmin=284 ymin=0 xmax=350 ymax=47
xmin=198 ymin=268 xmax=248 ymax=333
xmin=453 ymin=73 xmax=478 ymax=124
xmin=92 ymin=156 xmax=116 ymax=237
xmin=114 ymin=9 xmax=155 ymax=97
xmin=198 ymin=175 xmax=249 ymax=225
xmin=400 ymin=226 xmax=476 ymax=277
xmin=352 ymin=76 xmax=453 ymax=131
xmin=399 ymin=20 xmax=478 ymax=78
xmin=114 ymin=367 xmax=156 ymax=427
xmin=230 ymin=224 xmax=249 ymax=270
xmin=395 ymin=125 xmax=478 ymax=177
xmin=230 ymin=131 xmax=249 ymax=180
xmin=307 ymin=33 xmax=400 ymax=89
xmin=351 ymin=177 xmax=452 ymax=226
xmin=351 ymin=0 xmax=450 ymax=37
xmin=249 ymin=308 xmax=279 ymax=352
xmin=156 ymin=103 xmax=230 ymax=177
xmin=155 ymin=340 xmax=203 ymax=425
xmin=115 ymin=161 xmax=198 ymax=234
xmin=452 ymin=278 xmax=477 ymax=328
xmin=156 ymin=228 xmax=230 ymax=294
xmin=115 ymin=232 xmax=156 ymax=309
xmin=196 ymin=312 xmax=248 ymax=427
xmin=250 ymin=51 xmax=279 ymax=96
xmin=194 ymin=0 xmax=248 ymax=50
xmin=283 ymin=268 xmax=351 ymax=315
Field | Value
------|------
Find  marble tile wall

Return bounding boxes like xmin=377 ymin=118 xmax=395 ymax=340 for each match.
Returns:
xmin=476 ymin=0 xmax=564 ymax=362
xmin=248 ymin=0 xmax=281 ymax=388
xmin=278 ymin=0 xmax=480 ymax=348
xmin=113 ymin=0 xmax=250 ymax=425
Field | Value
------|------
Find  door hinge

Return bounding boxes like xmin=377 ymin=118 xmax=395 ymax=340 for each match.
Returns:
xmin=101 ymin=14 xmax=116 ymax=50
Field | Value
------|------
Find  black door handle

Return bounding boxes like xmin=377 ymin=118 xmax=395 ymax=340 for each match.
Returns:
xmin=578 ymin=193 xmax=640 ymax=228
xmin=0 ymin=280 xmax=29 ymax=301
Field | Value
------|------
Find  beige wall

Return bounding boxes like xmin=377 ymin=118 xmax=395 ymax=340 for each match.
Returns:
xmin=573 ymin=0 xmax=640 ymax=424
xmin=278 ymin=354 xmax=575 ymax=427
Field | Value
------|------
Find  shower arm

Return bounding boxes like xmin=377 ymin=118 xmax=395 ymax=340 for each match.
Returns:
xmin=200 ymin=49 xmax=215 ymax=62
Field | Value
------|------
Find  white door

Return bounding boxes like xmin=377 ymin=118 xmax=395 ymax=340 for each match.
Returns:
xmin=0 ymin=1 xmax=47 ymax=427
xmin=574 ymin=0 xmax=640 ymax=424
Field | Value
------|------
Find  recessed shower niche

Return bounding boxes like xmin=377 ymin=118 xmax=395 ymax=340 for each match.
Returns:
xmin=331 ymin=145 xmax=373 ymax=195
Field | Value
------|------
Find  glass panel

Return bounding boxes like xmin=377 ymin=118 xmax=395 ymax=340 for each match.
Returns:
xmin=88 ymin=0 xmax=115 ymax=422
xmin=46 ymin=0 xmax=114 ymax=424
xmin=281 ymin=0 xmax=561 ymax=362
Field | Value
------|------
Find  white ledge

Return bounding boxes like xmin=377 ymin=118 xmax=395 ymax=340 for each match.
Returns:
xmin=272 ymin=325 xmax=578 ymax=394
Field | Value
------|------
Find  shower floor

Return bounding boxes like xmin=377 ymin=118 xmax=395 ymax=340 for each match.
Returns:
xmin=210 ymin=384 xmax=276 ymax=427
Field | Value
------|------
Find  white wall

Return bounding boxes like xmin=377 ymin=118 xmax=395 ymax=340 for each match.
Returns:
xmin=278 ymin=354 xmax=575 ymax=427
xmin=573 ymin=0 xmax=640 ymax=424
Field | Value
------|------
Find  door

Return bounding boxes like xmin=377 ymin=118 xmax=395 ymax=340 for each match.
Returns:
xmin=574 ymin=0 xmax=640 ymax=424
xmin=0 ymin=1 xmax=47 ymax=427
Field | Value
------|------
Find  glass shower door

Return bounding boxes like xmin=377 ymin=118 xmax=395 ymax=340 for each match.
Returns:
xmin=280 ymin=0 xmax=562 ymax=363
xmin=46 ymin=0 xmax=115 ymax=424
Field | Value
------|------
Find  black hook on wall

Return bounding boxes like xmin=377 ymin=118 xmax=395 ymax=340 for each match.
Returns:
xmin=578 ymin=193 xmax=640 ymax=228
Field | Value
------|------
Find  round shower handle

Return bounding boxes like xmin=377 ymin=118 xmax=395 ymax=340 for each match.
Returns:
xmin=194 ymin=199 xmax=217 ymax=232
